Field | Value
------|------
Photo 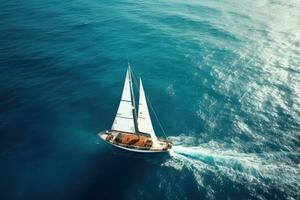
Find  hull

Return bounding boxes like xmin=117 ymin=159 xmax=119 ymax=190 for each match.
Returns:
xmin=98 ymin=131 xmax=171 ymax=154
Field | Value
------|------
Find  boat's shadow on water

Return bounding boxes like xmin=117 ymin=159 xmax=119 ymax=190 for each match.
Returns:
xmin=72 ymin=143 xmax=170 ymax=200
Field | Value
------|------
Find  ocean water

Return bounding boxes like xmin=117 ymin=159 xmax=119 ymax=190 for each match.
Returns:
xmin=0 ymin=0 xmax=299 ymax=199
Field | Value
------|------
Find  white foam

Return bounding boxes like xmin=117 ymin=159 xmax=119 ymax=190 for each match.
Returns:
xmin=162 ymin=136 xmax=300 ymax=199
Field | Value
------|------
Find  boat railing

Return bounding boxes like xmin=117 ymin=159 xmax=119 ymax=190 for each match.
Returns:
xmin=113 ymin=141 xmax=155 ymax=150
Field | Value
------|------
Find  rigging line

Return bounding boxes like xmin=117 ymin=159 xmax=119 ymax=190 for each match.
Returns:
xmin=130 ymin=66 xmax=168 ymax=139
xmin=127 ymin=59 xmax=139 ymax=92
xmin=145 ymin=91 xmax=168 ymax=139
xmin=130 ymin=68 xmax=139 ymax=93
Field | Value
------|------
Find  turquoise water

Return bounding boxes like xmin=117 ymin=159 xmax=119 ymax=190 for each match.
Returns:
xmin=0 ymin=0 xmax=299 ymax=199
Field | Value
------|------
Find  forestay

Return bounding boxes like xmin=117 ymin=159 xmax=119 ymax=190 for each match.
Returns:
xmin=111 ymin=69 xmax=135 ymax=133
xmin=137 ymin=78 xmax=160 ymax=146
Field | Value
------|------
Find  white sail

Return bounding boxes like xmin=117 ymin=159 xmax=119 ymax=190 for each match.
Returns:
xmin=111 ymin=69 xmax=135 ymax=133
xmin=138 ymin=78 xmax=160 ymax=146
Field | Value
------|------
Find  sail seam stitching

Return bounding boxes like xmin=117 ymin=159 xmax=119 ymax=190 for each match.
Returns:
xmin=115 ymin=116 xmax=134 ymax=119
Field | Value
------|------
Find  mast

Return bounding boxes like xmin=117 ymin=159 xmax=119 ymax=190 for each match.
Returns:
xmin=128 ymin=63 xmax=139 ymax=133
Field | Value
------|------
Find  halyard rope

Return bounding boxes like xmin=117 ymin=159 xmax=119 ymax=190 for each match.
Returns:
xmin=130 ymin=65 xmax=168 ymax=139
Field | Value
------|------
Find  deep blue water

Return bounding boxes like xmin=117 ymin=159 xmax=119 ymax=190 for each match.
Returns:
xmin=0 ymin=0 xmax=300 ymax=199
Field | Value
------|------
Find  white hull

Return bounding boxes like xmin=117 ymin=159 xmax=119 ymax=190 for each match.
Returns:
xmin=98 ymin=131 xmax=171 ymax=154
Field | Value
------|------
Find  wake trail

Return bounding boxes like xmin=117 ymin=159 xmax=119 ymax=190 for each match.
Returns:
xmin=162 ymin=137 xmax=300 ymax=198
xmin=170 ymin=145 xmax=262 ymax=173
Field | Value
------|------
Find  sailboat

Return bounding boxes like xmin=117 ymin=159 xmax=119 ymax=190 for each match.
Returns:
xmin=99 ymin=64 xmax=172 ymax=153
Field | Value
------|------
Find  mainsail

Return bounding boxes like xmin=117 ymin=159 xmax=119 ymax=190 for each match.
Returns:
xmin=111 ymin=69 xmax=135 ymax=133
xmin=137 ymin=78 xmax=160 ymax=146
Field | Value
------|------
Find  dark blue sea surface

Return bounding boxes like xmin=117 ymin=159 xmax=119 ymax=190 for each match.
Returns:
xmin=0 ymin=0 xmax=299 ymax=199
